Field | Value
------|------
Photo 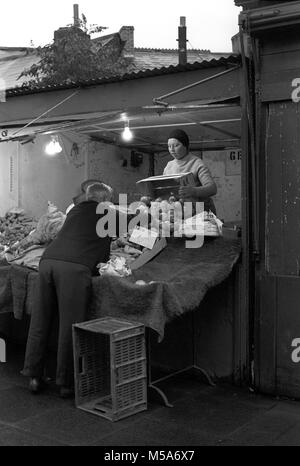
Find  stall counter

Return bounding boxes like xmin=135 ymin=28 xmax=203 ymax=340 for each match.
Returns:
xmin=0 ymin=237 xmax=241 ymax=341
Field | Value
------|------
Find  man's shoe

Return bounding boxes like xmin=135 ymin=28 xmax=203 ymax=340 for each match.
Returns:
xmin=29 ymin=377 xmax=44 ymax=394
xmin=59 ymin=386 xmax=75 ymax=399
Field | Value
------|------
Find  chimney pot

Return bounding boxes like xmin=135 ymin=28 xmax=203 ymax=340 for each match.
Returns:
xmin=73 ymin=4 xmax=80 ymax=27
xmin=180 ymin=16 xmax=186 ymax=27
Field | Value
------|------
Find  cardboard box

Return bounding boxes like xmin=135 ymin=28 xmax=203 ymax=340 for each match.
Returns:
xmin=129 ymin=226 xmax=159 ymax=250
xmin=136 ymin=173 xmax=195 ymax=201
xmin=222 ymin=225 xmax=241 ymax=240
xmin=130 ymin=237 xmax=167 ymax=270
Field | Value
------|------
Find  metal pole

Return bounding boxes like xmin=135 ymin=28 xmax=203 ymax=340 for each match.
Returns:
xmin=153 ymin=66 xmax=241 ymax=106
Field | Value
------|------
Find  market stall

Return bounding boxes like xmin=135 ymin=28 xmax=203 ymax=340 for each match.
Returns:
xmin=0 ymin=236 xmax=241 ymax=341
xmin=0 ymin=165 xmax=242 ymax=398
xmin=0 ymin=54 xmax=247 ymax=391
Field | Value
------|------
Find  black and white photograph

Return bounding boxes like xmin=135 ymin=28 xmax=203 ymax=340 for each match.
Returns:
xmin=0 ymin=0 xmax=300 ymax=451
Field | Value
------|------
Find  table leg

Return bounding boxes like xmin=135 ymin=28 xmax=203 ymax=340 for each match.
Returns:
xmin=147 ymin=383 xmax=174 ymax=408
xmin=192 ymin=309 xmax=216 ymax=386
xmin=146 ymin=310 xmax=216 ymax=408
xmin=146 ymin=328 xmax=173 ymax=408
xmin=192 ymin=365 xmax=216 ymax=386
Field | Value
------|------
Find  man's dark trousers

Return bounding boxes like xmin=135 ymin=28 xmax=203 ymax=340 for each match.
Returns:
xmin=22 ymin=259 xmax=92 ymax=387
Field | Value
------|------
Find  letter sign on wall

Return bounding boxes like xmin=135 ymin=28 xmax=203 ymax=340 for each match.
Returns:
xmin=225 ymin=150 xmax=241 ymax=176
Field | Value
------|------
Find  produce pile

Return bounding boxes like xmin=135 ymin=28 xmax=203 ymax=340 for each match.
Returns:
xmin=134 ymin=195 xmax=221 ymax=237
xmin=0 ymin=203 xmax=66 ymax=260
xmin=0 ymin=210 xmax=37 ymax=252
xmin=27 ymin=202 xmax=66 ymax=246
xmin=110 ymin=235 xmax=147 ymax=264
xmin=97 ymin=234 xmax=146 ymax=277
xmin=103 ymin=194 xmax=222 ymax=276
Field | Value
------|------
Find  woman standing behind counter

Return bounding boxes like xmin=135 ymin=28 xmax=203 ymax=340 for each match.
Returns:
xmin=164 ymin=129 xmax=217 ymax=214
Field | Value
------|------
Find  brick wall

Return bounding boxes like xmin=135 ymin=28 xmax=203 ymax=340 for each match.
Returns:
xmin=87 ymin=140 xmax=151 ymax=203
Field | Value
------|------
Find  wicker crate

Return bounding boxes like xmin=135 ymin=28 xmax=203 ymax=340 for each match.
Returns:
xmin=72 ymin=317 xmax=147 ymax=421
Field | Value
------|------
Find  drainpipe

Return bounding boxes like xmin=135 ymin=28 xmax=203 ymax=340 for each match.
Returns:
xmin=178 ymin=16 xmax=187 ymax=66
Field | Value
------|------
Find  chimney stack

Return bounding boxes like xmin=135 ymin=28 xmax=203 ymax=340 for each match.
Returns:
xmin=178 ymin=17 xmax=187 ymax=66
xmin=73 ymin=4 xmax=80 ymax=27
xmin=119 ymin=26 xmax=134 ymax=58
xmin=54 ymin=4 xmax=88 ymax=42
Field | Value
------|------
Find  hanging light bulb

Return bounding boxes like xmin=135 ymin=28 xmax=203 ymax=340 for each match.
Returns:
xmin=45 ymin=135 xmax=63 ymax=156
xmin=122 ymin=121 xmax=133 ymax=141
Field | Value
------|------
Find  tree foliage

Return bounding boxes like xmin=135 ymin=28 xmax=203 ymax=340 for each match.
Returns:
xmin=19 ymin=16 xmax=135 ymax=87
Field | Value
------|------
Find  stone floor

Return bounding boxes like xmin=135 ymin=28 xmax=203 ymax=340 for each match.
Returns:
xmin=0 ymin=343 xmax=300 ymax=446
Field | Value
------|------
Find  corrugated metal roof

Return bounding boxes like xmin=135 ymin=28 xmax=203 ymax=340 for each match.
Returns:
xmin=6 ymin=55 xmax=240 ymax=97
xmin=2 ymin=43 xmax=240 ymax=97
xmin=133 ymin=48 xmax=233 ymax=70
xmin=1 ymin=23 xmax=238 ymax=94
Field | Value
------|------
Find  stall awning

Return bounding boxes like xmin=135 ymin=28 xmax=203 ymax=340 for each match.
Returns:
xmin=0 ymin=96 xmax=241 ymax=152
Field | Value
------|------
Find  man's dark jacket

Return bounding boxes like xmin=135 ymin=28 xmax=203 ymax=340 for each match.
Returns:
xmin=41 ymin=200 xmax=111 ymax=275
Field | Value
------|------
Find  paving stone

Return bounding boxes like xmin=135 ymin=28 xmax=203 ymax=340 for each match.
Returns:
xmin=218 ymin=410 xmax=300 ymax=446
xmin=0 ymin=424 xmax=67 ymax=446
xmin=247 ymin=410 xmax=299 ymax=433
xmin=0 ymin=358 xmax=27 ymax=388
xmin=273 ymin=422 xmax=300 ymax=446
xmin=217 ymin=432 xmax=275 ymax=446
xmin=0 ymin=380 xmax=16 ymax=390
xmin=15 ymin=406 xmax=151 ymax=446
xmin=0 ymin=385 xmax=66 ymax=423
xmin=267 ymin=401 xmax=300 ymax=420
xmin=90 ymin=417 xmax=218 ymax=446
xmin=148 ymin=392 xmax=264 ymax=438
xmin=200 ymin=384 xmax=278 ymax=410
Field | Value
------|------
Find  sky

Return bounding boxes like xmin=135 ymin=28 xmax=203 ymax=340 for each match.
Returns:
xmin=1 ymin=0 xmax=241 ymax=52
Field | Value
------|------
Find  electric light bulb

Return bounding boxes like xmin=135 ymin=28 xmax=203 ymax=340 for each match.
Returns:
xmin=122 ymin=125 xmax=133 ymax=141
xmin=45 ymin=136 xmax=63 ymax=156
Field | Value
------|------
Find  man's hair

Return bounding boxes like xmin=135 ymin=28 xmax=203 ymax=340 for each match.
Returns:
xmin=86 ymin=183 xmax=114 ymax=202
